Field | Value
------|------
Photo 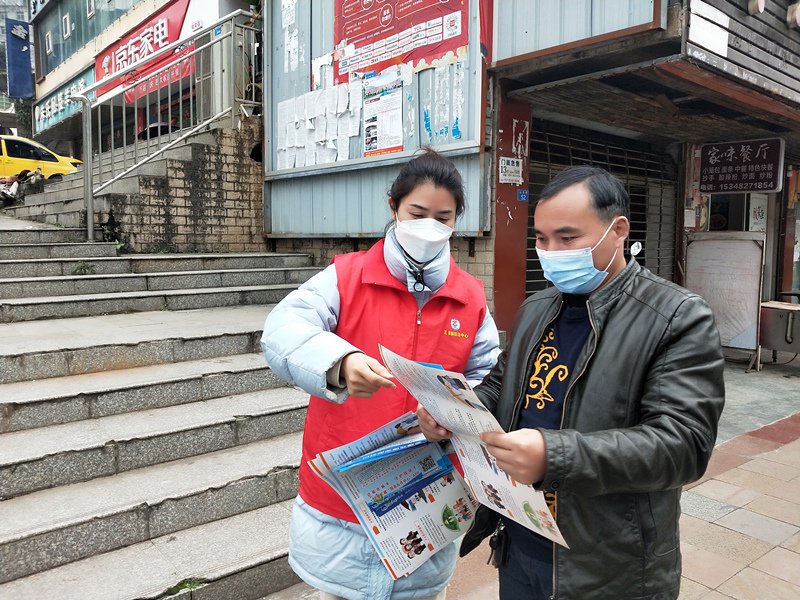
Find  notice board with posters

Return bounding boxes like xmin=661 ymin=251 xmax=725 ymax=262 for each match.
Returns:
xmin=333 ymin=0 xmax=470 ymax=84
xmin=266 ymin=0 xmax=491 ymax=237
xmin=685 ymin=232 xmax=765 ymax=356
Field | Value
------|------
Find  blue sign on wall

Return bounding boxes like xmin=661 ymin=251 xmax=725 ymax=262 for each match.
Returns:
xmin=34 ymin=68 xmax=97 ymax=134
xmin=5 ymin=18 xmax=33 ymax=99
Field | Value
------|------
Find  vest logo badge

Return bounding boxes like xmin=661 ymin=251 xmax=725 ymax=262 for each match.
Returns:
xmin=444 ymin=318 xmax=469 ymax=339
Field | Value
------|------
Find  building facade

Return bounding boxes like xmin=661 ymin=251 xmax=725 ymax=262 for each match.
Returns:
xmin=29 ymin=0 xmax=242 ymax=155
xmin=262 ymin=0 xmax=800 ymax=356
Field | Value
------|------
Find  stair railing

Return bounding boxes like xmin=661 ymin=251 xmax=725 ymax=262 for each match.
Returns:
xmin=71 ymin=9 xmax=261 ymax=242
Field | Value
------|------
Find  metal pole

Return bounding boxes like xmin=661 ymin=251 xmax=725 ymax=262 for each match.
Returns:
xmin=72 ymin=94 xmax=95 ymax=243
xmin=229 ymin=22 xmax=236 ymax=128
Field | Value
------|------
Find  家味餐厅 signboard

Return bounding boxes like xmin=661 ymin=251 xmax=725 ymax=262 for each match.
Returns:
xmin=699 ymin=138 xmax=785 ymax=194
xmin=334 ymin=0 xmax=469 ymax=84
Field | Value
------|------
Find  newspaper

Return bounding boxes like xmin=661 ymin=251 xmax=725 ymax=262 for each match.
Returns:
xmin=308 ymin=412 xmax=480 ymax=579
xmin=307 ymin=348 xmax=568 ymax=579
xmin=379 ymin=345 xmax=568 ymax=549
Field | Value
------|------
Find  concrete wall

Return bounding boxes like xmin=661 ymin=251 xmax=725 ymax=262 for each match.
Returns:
xmin=101 ymin=118 xmax=265 ymax=253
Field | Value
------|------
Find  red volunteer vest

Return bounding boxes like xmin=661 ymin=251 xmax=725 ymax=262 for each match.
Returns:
xmin=298 ymin=240 xmax=487 ymax=522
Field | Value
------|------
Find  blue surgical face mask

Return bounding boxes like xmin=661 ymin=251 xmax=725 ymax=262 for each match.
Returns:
xmin=535 ymin=218 xmax=620 ymax=294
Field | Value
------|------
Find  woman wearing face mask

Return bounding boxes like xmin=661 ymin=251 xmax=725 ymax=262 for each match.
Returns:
xmin=260 ymin=148 xmax=501 ymax=600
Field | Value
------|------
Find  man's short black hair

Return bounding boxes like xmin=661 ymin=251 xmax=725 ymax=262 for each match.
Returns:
xmin=538 ymin=165 xmax=630 ymax=221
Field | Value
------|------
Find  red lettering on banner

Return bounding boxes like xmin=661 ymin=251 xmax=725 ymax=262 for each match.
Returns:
xmin=333 ymin=0 xmax=469 ymax=83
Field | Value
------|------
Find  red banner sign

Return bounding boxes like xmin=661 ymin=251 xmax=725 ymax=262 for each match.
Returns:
xmin=334 ymin=0 xmax=469 ymax=84
xmin=95 ymin=0 xmax=193 ymax=102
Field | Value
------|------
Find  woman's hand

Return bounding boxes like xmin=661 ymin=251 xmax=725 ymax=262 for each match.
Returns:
xmin=341 ymin=353 xmax=396 ymax=398
xmin=416 ymin=406 xmax=452 ymax=441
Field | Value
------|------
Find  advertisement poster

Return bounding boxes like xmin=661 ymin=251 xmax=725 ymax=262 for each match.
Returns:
xmin=498 ymin=156 xmax=524 ymax=185
xmin=95 ymin=0 xmax=194 ymax=102
xmin=363 ymin=71 xmax=403 ymax=157
xmin=334 ymin=0 xmax=469 ymax=84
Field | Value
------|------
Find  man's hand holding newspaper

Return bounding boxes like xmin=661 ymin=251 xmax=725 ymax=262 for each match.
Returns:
xmin=379 ymin=345 xmax=567 ymax=548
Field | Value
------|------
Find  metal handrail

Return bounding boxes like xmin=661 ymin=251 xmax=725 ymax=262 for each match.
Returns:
xmin=93 ymin=107 xmax=232 ymax=195
xmin=94 ymin=29 xmax=233 ymax=110
xmin=71 ymin=9 xmax=261 ymax=242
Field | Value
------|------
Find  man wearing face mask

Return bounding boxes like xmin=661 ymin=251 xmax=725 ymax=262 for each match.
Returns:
xmin=418 ymin=165 xmax=725 ymax=600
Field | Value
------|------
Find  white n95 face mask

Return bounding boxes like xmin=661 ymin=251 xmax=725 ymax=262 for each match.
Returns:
xmin=394 ymin=217 xmax=453 ymax=263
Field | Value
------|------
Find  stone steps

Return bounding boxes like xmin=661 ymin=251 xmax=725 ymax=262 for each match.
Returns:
xmin=2 ymin=202 xmax=109 ymax=229
xmin=260 ymin=582 xmax=318 ymax=600
xmin=0 ymin=252 xmax=312 ymax=278
xmin=0 ymin=241 xmax=118 ymax=260
xmin=0 ymin=305 xmax=271 ymax=383
xmin=0 ymin=387 xmax=308 ymax=499
xmin=0 ymin=283 xmax=301 ymax=322
xmin=0 ymin=207 xmax=91 ymax=229
xmin=19 ymin=135 xmax=214 ymax=206
xmin=0 ymin=266 xmax=318 ymax=299
xmin=0 ymin=499 xmax=299 ymax=599
xmin=0 ymin=216 xmax=308 ymax=596
xmin=0 ymin=227 xmax=102 ymax=244
xmin=0 ymin=353 xmax=281 ymax=432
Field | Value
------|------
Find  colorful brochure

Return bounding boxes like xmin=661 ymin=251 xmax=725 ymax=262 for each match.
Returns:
xmin=308 ymin=413 xmax=479 ymax=579
xmin=308 ymin=347 xmax=568 ymax=579
xmin=378 ymin=345 xmax=569 ymax=549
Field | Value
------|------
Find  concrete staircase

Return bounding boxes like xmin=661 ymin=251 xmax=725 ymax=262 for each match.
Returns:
xmin=3 ymin=133 xmax=216 ymax=229
xmin=0 ymin=218 xmax=317 ymax=599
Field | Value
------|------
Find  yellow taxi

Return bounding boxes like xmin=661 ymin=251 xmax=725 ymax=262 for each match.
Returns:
xmin=0 ymin=135 xmax=81 ymax=180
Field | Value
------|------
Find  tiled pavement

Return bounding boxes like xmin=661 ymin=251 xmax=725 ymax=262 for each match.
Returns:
xmin=679 ymin=414 xmax=800 ymax=599
xmin=449 ymin=354 xmax=800 ymax=600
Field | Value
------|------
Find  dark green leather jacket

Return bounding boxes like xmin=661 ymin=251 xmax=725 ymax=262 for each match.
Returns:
xmin=462 ymin=259 xmax=725 ymax=600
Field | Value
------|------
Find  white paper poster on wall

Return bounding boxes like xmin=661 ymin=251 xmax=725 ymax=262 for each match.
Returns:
xmin=281 ymin=0 xmax=296 ymax=28
xmin=685 ymin=232 xmax=765 ymax=351
xmin=498 ymin=156 xmax=523 ymax=185
xmin=748 ymin=193 xmax=768 ymax=233
xmin=363 ymin=71 xmax=403 ymax=157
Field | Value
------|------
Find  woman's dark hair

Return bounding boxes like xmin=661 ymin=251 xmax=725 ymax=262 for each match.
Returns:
xmin=538 ymin=165 xmax=630 ymax=221
xmin=388 ymin=148 xmax=465 ymax=218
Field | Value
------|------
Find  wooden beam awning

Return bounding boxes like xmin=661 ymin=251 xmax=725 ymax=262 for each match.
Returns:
xmin=509 ymin=55 xmax=800 ymax=161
